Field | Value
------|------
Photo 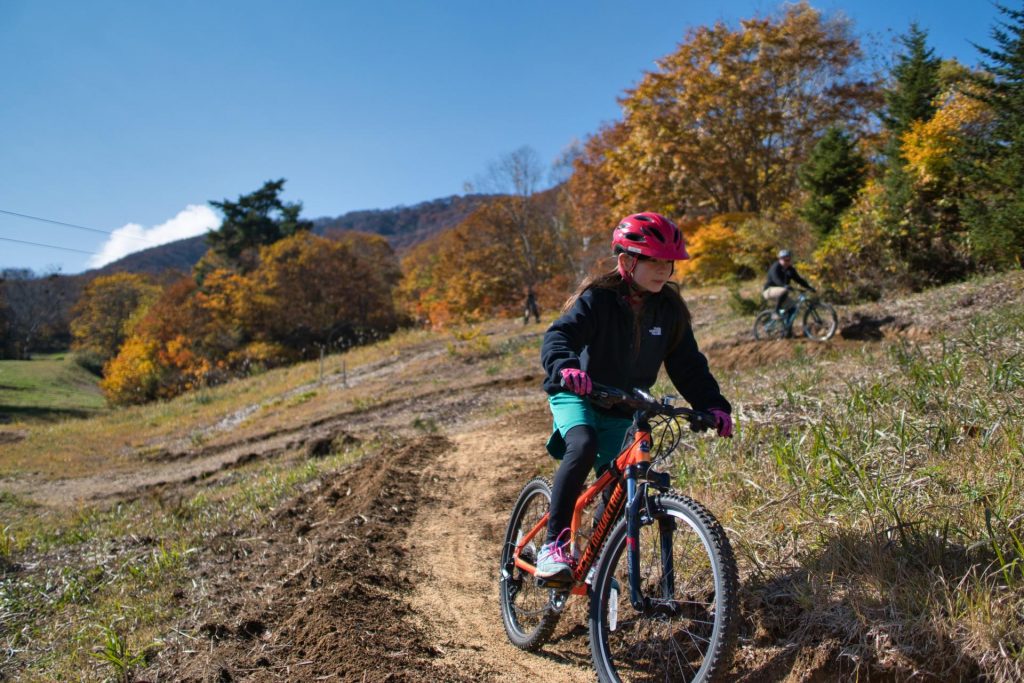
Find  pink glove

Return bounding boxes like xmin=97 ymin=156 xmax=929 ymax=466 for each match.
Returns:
xmin=560 ymin=368 xmax=592 ymax=396
xmin=709 ymin=408 xmax=733 ymax=438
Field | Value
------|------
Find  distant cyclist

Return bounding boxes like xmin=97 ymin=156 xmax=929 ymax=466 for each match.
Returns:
xmin=536 ymin=212 xmax=733 ymax=581
xmin=763 ymin=249 xmax=815 ymax=317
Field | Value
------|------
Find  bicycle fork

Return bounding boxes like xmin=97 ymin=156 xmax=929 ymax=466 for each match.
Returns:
xmin=623 ymin=464 xmax=676 ymax=612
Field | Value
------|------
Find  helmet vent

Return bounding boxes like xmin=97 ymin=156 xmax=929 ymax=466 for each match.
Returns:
xmin=634 ymin=215 xmax=653 ymax=222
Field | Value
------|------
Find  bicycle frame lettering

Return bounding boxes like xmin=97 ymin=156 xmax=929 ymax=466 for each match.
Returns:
xmin=512 ymin=426 xmax=654 ymax=596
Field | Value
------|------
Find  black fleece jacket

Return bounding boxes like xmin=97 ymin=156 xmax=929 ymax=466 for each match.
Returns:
xmin=764 ymin=261 xmax=812 ymax=290
xmin=541 ymin=284 xmax=730 ymax=416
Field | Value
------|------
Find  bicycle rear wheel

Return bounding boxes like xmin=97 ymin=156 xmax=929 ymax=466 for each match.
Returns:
xmin=802 ymin=303 xmax=838 ymax=341
xmin=753 ymin=310 xmax=784 ymax=340
xmin=499 ymin=477 xmax=564 ymax=650
xmin=589 ymin=493 xmax=738 ymax=682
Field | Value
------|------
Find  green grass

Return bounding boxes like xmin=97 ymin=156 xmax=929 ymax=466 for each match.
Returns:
xmin=1 ymin=437 xmax=368 ymax=681
xmin=3 ymin=272 xmax=1024 ymax=680
xmin=0 ymin=352 xmax=106 ymax=421
xmin=676 ymin=293 xmax=1024 ymax=681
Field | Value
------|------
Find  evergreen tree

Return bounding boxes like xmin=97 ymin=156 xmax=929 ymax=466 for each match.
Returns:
xmin=879 ymin=24 xmax=960 ymax=284
xmin=962 ymin=3 xmax=1024 ymax=267
xmin=883 ymin=23 xmax=943 ymax=145
xmin=797 ymin=126 xmax=866 ymax=237
xmin=206 ymin=179 xmax=312 ymax=270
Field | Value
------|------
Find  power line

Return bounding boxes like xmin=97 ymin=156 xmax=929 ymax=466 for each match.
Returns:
xmin=0 ymin=208 xmax=155 ymax=244
xmin=0 ymin=235 xmax=97 ymax=255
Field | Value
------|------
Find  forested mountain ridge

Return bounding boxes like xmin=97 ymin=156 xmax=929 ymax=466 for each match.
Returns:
xmin=90 ymin=193 xmax=495 ymax=277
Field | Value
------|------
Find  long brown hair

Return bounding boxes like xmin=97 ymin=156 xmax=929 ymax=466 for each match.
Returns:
xmin=562 ymin=265 xmax=692 ymax=352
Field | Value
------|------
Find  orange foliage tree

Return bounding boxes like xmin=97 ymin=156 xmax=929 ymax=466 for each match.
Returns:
xmin=398 ymin=198 xmax=573 ymax=326
xmin=103 ymin=231 xmax=401 ymax=404
xmin=101 ymin=278 xmax=223 ymax=404
xmin=246 ymin=232 xmax=400 ymax=351
xmin=605 ymin=3 xmax=878 ymax=218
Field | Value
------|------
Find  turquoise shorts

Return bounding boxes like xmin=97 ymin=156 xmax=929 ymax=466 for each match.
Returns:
xmin=545 ymin=393 xmax=634 ymax=471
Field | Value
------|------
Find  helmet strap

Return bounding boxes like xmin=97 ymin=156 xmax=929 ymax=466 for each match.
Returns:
xmin=617 ymin=254 xmax=639 ymax=285
xmin=618 ymin=255 xmax=648 ymax=305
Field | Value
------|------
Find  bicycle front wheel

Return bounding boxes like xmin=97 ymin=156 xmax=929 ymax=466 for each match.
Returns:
xmin=589 ymin=493 xmax=738 ymax=683
xmin=753 ymin=310 xmax=784 ymax=340
xmin=499 ymin=477 xmax=563 ymax=650
xmin=802 ymin=303 xmax=838 ymax=341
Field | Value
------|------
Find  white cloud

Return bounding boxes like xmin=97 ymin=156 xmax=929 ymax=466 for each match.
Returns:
xmin=89 ymin=204 xmax=220 ymax=269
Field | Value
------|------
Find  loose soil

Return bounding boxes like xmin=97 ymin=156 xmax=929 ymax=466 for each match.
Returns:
xmin=10 ymin=281 xmax=1008 ymax=682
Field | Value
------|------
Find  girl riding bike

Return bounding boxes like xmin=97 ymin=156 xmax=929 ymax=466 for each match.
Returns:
xmin=537 ymin=212 xmax=733 ymax=580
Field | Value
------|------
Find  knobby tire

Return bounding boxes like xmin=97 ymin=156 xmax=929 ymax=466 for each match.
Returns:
xmin=802 ymin=303 xmax=838 ymax=341
xmin=588 ymin=492 xmax=739 ymax=683
xmin=753 ymin=310 xmax=784 ymax=340
xmin=499 ymin=477 xmax=564 ymax=650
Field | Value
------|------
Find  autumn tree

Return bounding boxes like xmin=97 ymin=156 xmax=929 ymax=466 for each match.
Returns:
xmin=0 ymin=269 xmax=74 ymax=358
xmin=469 ymin=147 xmax=551 ymax=290
xmin=246 ymin=232 xmax=399 ymax=352
xmin=797 ymin=126 xmax=867 ymax=237
xmin=101 ymin=277 xmax=221 ymax=404
xmin=70 ymin=272 xmax=161 ymax=366
xmin=877 ymin=24 xmax=965 ymax=282
xmin=398 ymin=192 xmax=572 ymax=325
xmin=205 ymin=179 xmax=312 ymax=271
xmin=606 ymin=2 xmax=878 ymax=217
xmin=563 ymin=123 xmax=630 ymax=271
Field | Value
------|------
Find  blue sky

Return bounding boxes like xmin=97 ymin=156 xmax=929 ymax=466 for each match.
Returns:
xmin=0 ymin=0 xmax=1004 ymax=274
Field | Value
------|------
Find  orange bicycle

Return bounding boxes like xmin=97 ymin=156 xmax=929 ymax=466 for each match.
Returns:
xmin=499 ymin=383 xmax=738 ymax=682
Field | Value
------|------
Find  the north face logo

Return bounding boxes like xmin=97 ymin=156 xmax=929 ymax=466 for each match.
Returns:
xmin=649 ymin=326 xmax=662 ymax=336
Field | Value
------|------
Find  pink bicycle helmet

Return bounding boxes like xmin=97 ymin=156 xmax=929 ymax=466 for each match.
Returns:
xmin=612 ymin=212 xmax=689 ymax=261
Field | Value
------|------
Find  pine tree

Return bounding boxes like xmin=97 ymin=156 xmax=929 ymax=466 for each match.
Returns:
xmin=206 ymin=179 xmax=312 ymax=271
xmin=883 ymin=23 xmax=942 ymax=145
xmin=879 ymin=24 xmax=956 ymax=284
xmin=962 ymin=3 xmax=1024 ymax=267
xmin=797 ymin=126 xmax=866 ymax=237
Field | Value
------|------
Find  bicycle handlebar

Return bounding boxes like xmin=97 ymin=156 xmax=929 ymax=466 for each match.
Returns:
xmin=583 ymin=380 xmax=718 ymax=432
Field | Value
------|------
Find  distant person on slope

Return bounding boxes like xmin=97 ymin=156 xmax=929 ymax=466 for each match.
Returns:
xmin=535 ymin=212 xmax=733 ymax=581
xmin=524 ymin=288 xmax=541 ymax=325
xmin=763 ymin=249 xmax=815 ymax=317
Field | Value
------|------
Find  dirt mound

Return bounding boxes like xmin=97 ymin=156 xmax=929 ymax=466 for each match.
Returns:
xmin=144 ymin=434 xmax=481 ymax=682
xmin=0 ymin=429 xmax=26 ymax=445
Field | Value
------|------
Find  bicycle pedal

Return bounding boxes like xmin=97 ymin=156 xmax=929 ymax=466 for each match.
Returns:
xmin=535 ymin=574 xmax=574 ymax=588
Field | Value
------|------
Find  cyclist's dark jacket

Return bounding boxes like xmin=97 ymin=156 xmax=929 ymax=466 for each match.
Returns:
xmin=764 ymin=261 xmax=811 ymax=291
xmin=541 ymin=284 xmax=730 ymax=417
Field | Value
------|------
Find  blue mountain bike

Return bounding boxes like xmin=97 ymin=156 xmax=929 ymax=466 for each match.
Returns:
xmin=753 ymin=290 xmax=838 ymax=342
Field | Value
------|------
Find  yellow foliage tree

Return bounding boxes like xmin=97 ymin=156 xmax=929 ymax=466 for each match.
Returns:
xmin=675 ymin=214 xmax=752 ymax=284
xmin=70 ymin=272 xmax=161 ymax=364
xmin=606 ymin=2 xmax=878 ymax=217
xmin=902 ymin=90 xmax=993 ymax=187
xmin=813 ymin=179 xmax=907 ymax=301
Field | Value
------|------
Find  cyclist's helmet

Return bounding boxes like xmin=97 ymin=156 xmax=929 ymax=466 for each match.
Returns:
xmin=612 ymin=212 xmax=689 ymax=261
xmin=778 ymin=249 xmax=792 ymax=259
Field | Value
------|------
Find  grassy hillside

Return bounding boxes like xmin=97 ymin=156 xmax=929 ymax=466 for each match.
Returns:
xmin=0 ymin=271 xmax=1022 ymax=681
xmin=0 ymin=353 xmax=106 ymax=423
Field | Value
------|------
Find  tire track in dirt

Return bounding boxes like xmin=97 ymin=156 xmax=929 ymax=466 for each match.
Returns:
xmin=147 ymin=434 xmax=485 ymax=682
xmin=405 ymin=404 xmax=596 ymax=682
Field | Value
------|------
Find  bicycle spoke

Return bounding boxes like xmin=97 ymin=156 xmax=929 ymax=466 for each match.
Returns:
xmin=590 ymin=494 xmax=737 ymax=683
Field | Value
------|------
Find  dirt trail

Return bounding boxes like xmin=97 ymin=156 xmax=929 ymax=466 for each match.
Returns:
xmin=16 ymin=312 xmax=922 ymax=681
xmin=405 ymin=407 xmax=595 ymax=682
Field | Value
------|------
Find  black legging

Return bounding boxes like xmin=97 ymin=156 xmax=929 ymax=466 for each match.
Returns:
xmin=546 ymin=425 xmax=599 ymax=544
